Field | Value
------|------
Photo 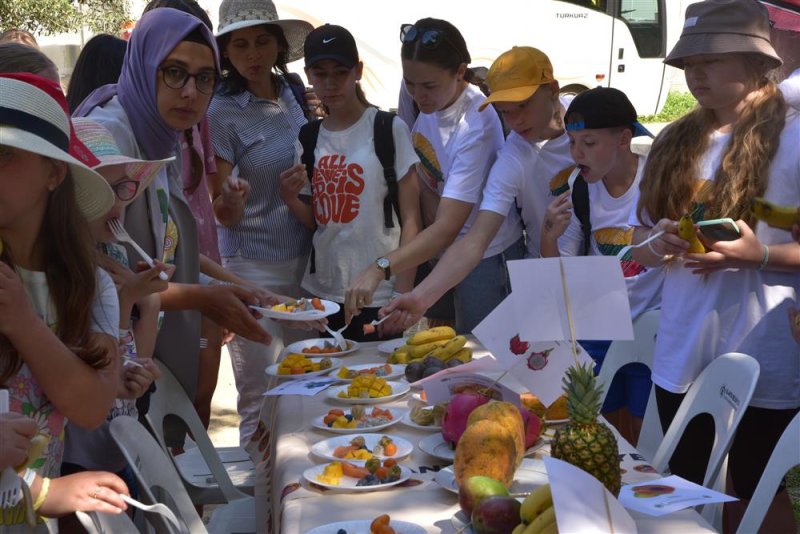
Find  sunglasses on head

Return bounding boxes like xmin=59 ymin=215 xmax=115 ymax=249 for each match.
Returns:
xmin=399 ymin=24 xmax=461 ymax=56
xmin=111 ymin=178 xmax=140 ymax=202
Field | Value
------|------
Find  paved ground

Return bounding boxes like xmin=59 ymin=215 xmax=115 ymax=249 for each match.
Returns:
xmin=207 ymin=347 xmax=240 ymax=448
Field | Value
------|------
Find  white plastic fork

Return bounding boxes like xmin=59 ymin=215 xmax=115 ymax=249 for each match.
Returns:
xmin=119 ymin=494 xmax=182 ymax=531
xmin=323 ymin=323 xmax=348 ymax=350
xmin=0 ymin=390 xmax=22 ymax=508
xmin=366 ymin=313 xmax=393 ymax=329
xmin=107 ymin=218 xmax=169 ymax=281
xmin=615 ymin=230 xmax=665 ymax=260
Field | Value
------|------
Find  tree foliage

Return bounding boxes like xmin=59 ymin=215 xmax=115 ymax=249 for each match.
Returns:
xmin=1 ymin=0 xmax=131 ymax=36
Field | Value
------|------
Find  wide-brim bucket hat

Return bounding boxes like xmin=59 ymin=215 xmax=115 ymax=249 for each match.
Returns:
xmin=72 ymin=117 xmax=173 ymax=204
xmin=0 ymin=74 xmax=114 ymax=221
xmin=216 ymin=0 xmax=313 ymax=62
xmin=665 ymin=0 xmax=783 ymax=70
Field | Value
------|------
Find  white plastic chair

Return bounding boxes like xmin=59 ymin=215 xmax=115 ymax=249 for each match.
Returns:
xmin=144 ymin=361 xmax=254 ymax=505
xmin=596 ymin=309 xmax=661 ymax=460
xmin=75 ymin=510 xmax=138 ymax=534
xmin=650 ymin=352 xmax=760 ymax=530
xmin=736 ymin=410 xmax=800 ymax=534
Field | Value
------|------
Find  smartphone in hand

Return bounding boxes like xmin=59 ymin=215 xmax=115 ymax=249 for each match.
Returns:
xmin=697 ymin=218 xmax=741 ymax=241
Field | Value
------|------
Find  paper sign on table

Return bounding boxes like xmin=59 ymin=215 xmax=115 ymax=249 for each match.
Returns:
xmin=263 ymin=378 xmax=338 ymax=396
xmin=618 ymin=475 xmax=737 ymax=517
xmin=545 ymin=457 xmax=637 ymax=534
xmin=422 ymin=373 xmax=520 ymax=407
xmin=473 ymin=293 xmax=593 ymax=406
xmin=506 ymin=257 xmax=634 ymax=342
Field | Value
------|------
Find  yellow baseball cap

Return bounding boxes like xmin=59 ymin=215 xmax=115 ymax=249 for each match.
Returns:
xmin=479 ymin=46 xmax=555 ymax=111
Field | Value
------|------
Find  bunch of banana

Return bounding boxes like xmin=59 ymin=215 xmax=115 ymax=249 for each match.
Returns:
xmin=387 ymin=326 xmax=472 ymax=364
xmin=678 ymin=214 xmax=706 ymax=253
xmin=751 ymin=197 xmax=800 ymax=231
xmin=511 ymin=484 xmax=558 ymax=534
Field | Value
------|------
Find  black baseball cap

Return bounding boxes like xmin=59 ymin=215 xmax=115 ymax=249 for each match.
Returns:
xmin=565 ymin=87 xmax=653 ymax=138
xmin=304 ymin=24 xmax=359 ymax=69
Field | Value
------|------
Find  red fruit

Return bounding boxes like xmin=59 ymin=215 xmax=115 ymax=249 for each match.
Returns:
xmin=520 ymin=408 xmax=544 ymax=449
xmin=441 ymin=392 xmax=491 ymax=447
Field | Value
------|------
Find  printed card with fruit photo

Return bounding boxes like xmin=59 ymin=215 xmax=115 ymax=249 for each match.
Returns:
xmin=618 ymin=475 xmax=737 ymax=516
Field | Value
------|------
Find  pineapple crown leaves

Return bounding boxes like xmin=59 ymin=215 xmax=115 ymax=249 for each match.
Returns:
xmin=561 ymin=363 xmax=605 ymax=424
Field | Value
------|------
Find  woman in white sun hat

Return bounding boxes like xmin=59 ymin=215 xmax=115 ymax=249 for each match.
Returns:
xmin=0 ymin=73 xmax=131 ymax=529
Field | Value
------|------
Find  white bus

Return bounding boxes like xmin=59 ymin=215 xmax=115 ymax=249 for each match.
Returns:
xmin=275 ymin=0 xmax=680 ymax=115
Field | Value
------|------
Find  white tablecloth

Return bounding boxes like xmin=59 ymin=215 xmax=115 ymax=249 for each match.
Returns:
xmin=252 ymin=340 xmax=715 ymax=533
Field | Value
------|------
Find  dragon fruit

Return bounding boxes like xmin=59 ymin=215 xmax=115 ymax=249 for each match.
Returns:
xmin=442 ymin=392 xmax=490 ymax=447
xmin=520 ymin=408 xmax=544 ymax=449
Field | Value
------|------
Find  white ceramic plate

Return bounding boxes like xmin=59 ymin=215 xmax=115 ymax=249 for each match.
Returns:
xmin=264 ymin=357 xmax=342 ymax=379
xmin=303 ymin=461 xmax=412 ymax=492
xmin=283 ymin=338 xmax=360 ymax=358
xmin=252 ymin=299 xmax=339 ymax=320
xmin=327 ymin=381 xmax=410 ymax=405
xmin=399 ymin=408 xmax=442 ymax=431
xmin=377 ymin=337 xmax=408 ymax=354
xmin=307 ymin=519 xmax=426 ymax=534
xmin=310 ymin=433 xmax=413 ymax=461
xmin=334 ymin=363 xmax=405 ymax=382
xmin=411 ymin=392 xmax=428 ymax=404
xmin=311 ymin=407 xmax=405 ymax=434
xmin=420 ymin=434 xmax=546 ymax=462
xmin=434 ymin=457 xmax=550 ymax=494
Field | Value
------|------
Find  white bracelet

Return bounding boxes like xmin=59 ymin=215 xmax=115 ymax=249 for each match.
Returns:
xmin=646 ymin=228 xmax=665 ymax=259
xmin=21 ymin=468 xmax=36 ymax=487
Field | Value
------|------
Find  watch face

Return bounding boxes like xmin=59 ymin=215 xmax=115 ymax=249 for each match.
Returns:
xmin=377 ymin=258 xmax=390 ymax=269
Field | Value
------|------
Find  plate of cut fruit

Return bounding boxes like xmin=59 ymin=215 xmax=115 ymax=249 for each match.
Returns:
xmin=265 ymin=355 xmax=341 ymax=379
xmin=400 ymin=405 xmax=444 ymax=431
xmin=304 ymin=459 xmax=412 ymax=492
xmin=335 ymin=363 xmax=405 ymax=382
xmin=252 ymin=297 xmax=339 ymax=320
xmin=312 ymin=406 xmax=405 ymax=434
xmin=327 ymin=379 xmax=410 ymax=405
xmin=310 ymin=433 xmax=413 ymax=461
xmin=307 ymin=516 xmax=426 ymax=534
xmin=283 ymin=338 xmax=359 ymax=358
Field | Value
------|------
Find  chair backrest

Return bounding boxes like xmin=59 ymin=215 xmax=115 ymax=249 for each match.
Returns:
xmin=651 ymin=352 xmax=760 ymax=488
xmin=109 ymin=416 xmax=207 ymax=534
xmin=145 ymin=361 xmax=244 ymax=503
xmin=75 ymin=510 xmax=138 ymax=534
xmin=736 ymin=410 xmax=800 ymax=534
xmin=597 ymin=309 xmax=662 ymax=459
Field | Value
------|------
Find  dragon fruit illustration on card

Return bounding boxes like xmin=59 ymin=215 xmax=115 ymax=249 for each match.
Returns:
xmin=527 ymin=348 xmax=554 ymax=370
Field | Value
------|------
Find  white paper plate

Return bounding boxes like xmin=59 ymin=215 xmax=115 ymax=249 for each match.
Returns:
xmin=252 ymin=299 xmax=339 ymax=320
xmin=335 ymin=363 xmax=405 ymax=382
xmin=307 ymin=519 xmax=426 ymax=534
xmin=311 ymin=408 xmax=405 ymax=434
xmin=411 ymin=392 xmax=428 ymax=404
xmin=303 ymin=461 xmax=412 ymax=492
xmin=310 ymin=433 xmax=413 ymax=461
xmin=377 ymin=337 xmax=408 ymax=354
xmin=265 ymin=357 xmax=342 ymax=379
xmin=283 ymin=338 xmax=359 ymax=358
xmin=434 ymin=457 xmax=550 ymax=494
xmin=421 ymin=434 xmax=546 ymax=462
xmin=327 ymin=381 xmax=410 ymax=405
xmin=399 ymin=408 xmax=441 ymax=431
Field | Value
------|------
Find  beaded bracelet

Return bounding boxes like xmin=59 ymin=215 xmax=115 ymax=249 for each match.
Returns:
xmin=33 ymin=477 xmax=50 ymax=511
xmin=758 ymin=244 xmax=769 ymax=271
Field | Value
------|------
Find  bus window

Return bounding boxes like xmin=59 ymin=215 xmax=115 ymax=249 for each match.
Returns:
xmin=618 ymin=0 xmax=664 ymax=58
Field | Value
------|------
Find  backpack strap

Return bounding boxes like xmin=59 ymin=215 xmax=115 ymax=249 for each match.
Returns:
xmin=284 ymin=73 xmax=311 ymax=119
xmin=571 ymin=174 xmax=592 ymax=256
xmin=298 ymin=119 xmax=322 ymax=273
xmin=373 ymin=110 xmax=400 ymax=229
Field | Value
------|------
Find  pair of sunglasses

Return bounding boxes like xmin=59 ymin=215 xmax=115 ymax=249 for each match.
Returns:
xmin=399 ymin=24 xmax=461 ymax=58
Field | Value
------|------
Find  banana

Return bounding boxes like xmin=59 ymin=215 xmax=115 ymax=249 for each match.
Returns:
xmin=407 ymin=326 xmax=456 ymax=345
xmin=407 ymin=339 xmax=450 ymax=359
xmin=678 ymin=214 xmax=705 ymax=253
xmin=15 ymin=434 xmax=50 ymax=471
xmin=511 ymin=524 xmax=527 ymax=534
xmin=751 ymin=197 xmax=800 ymax=230
xmin=426 ymin=335 xmax=467 ymax=361
xmin=450 ymin=347 xmax=473 ymax=364
xmin=523 ymin=506 xmax=556 ymax=534
xmin=388 ymin=350 xmax=409 ymax=364
xmin=520 ymin=483 xmax=553 ymax=524
xmin=537 ymin=519 xmax=558 ymax=534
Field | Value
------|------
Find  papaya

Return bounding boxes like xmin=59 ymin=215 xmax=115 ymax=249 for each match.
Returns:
xmin=454 ymin=419 xmax=517 ymax=489
xmin=467 ymin=401 xmax=525 ymax=468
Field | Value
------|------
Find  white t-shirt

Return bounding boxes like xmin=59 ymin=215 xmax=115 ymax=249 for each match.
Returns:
xmin=412 ymin=84 xmax=517 ymax=257
xmin=629 ymin=113 xmax=800 ymax=409
xmin=480 ymin=129 xmax=574 ymax=257
xmin=301 ymin=107 xmax=419 ymax=305
xmin=557 ymin=156 xmax=662 ymax=320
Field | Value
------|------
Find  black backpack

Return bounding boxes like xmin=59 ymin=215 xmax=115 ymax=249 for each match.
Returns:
xmin=298 ymin=110 xmax=401 ymax=273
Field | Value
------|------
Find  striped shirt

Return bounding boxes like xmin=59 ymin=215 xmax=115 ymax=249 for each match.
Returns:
xmin=207 ymin=79 xmax=313 ymax=261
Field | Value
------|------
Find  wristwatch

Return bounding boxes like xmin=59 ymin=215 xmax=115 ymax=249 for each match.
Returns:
xmin=375 ymin=257 xmax=391 ymax=280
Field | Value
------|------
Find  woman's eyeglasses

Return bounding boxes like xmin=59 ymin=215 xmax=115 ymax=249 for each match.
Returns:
xmin=399 ymin=24 xmax=457 ymax=53
xmin=160 ymin=66 xmax=217 ymax=95
xmin=112 ymin=178 xmax=140 ymax=202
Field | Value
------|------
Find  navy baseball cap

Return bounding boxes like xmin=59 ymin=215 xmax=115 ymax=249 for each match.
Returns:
xmin=304 ymin=24 xmax=359 ymax=69
xmin=565 ymin=87 xmax=653 ymax=138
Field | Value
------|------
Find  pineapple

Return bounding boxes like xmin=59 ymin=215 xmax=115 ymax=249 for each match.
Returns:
xmin=550 ymin=363 xmax=622 ymax=496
